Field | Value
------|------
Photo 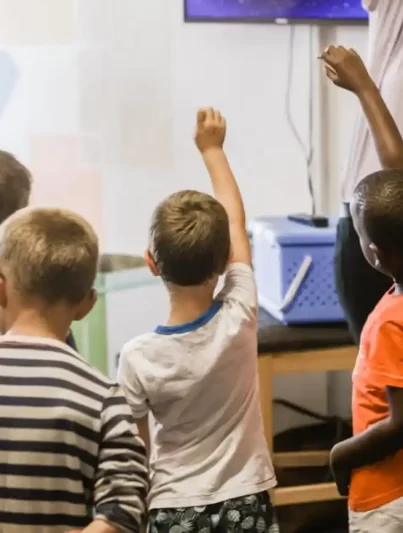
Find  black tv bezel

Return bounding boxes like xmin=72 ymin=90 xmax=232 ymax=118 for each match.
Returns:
xmin=184 ymin=0 xmax=368 ymax=25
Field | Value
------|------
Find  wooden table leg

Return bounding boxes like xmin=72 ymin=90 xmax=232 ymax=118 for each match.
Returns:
xmin=258 ymin=355 xmax=273 ymax=453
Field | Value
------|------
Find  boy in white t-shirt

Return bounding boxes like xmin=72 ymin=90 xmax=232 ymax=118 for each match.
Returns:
xmin=118 ymin=108 xmax=277 ymax=533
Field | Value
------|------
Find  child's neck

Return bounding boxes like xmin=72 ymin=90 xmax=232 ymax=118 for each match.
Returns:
xmin=167 ymin=286 xmax=215 ymax=327
xmin=394 ymin=283 xmax=403 ymax=295
xmin=6 ymin=308 xmax=70 ymax=343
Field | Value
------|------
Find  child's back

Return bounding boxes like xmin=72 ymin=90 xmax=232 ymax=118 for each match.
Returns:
xmin=0 ymin=336 xmax=145 ymax=532
xmin=121 ymin=262 xmax=274 ymax=508
xmin=119 ymin=109 xmax=278 ymax=533
xmin=0 ymin=207 xmax=148 ymax=533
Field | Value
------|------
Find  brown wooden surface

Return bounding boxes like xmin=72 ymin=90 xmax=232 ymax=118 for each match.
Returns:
xmin=259 ymin=345 xmax=356 ymax=505
xmin=272 ymin=482 xmax=345 ymax=507
xmin=258 ymin=308 xmax=353 ymax=354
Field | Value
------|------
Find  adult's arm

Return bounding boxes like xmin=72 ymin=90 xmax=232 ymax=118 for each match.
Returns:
xmin=362 ymin=0 xmax=378 ymax=12
xmin=321 ymin=46 xmax=403 ymax=169
xmin=356 ymin=83 xmax=403 ymax=169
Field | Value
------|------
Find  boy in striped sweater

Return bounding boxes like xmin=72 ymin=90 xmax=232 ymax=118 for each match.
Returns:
xmin=0 ymin=207 xmax=148 ymax=533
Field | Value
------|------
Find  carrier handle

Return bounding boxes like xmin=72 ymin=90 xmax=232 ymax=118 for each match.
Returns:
xmin=278 ymin=255 xmax=312 ymax=311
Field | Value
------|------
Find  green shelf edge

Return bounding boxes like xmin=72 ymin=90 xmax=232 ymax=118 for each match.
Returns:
xmin=72 ymin=267 xmax=161 ymax=375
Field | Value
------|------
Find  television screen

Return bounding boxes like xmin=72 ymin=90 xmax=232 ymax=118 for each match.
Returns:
xmin=185 ymin=0 xmax=368 ymax=23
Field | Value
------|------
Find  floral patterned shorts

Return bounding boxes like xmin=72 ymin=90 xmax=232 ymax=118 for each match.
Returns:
xmin=149 ymin=491 xmax=279 ymax=533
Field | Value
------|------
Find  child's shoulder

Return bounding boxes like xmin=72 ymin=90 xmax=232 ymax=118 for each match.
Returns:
xmin=363 ymin=290 xmax=403 ymax=344
xmin=120 ymin=331 xmax=164 ymax=363
xmin=374 ymin=290 xmax=403 ymax=323
xmin=68 ymin=347 xmax=114 ymax=388
xmin=118 ymin=331 xmax=177 ymax=386
xmin=48 ymin=343 xmax=117 ymax=397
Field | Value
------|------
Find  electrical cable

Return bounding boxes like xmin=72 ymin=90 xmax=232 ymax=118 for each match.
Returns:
xmin=285 ymin=24 xmax=316 ymax=215
xmin=280 ymin=28 xmax=348 ymax=483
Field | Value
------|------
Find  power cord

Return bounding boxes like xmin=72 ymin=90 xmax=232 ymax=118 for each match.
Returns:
xmin=285 ymin=24 xmax=316 ymax=215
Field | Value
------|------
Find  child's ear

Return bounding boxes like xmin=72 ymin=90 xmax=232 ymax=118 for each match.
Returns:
xmin=74 ymin=288 xmax=97 ymax=321
xmin=369 ymin=243 xmax=383 ymax=269
xmin=226 ymin=246 xmax=234 ymax=268
xmin=0 ymin=273 xmax=7 ymax=309
xmin=144 ymin=249 xmax=159 ymax=277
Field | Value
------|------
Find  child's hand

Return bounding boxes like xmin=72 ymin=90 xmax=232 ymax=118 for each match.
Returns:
xmin=195 ymin=108 xmax=226 ymax=154
xmin=319 ymin=45 xmax=373 ymax=95
xmin=330 ymin=442 xmax=351 ymax=497
xmin=332 ymin=465 xmax=351 ymax=497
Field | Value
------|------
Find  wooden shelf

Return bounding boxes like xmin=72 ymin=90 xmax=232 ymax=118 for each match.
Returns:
xmin=274 ymin=450 xmax=330 ymax=468
xmin=258 ymin=345 xmax=356 ymax=505
xmin=272 ymin=482 xmax=345 ymax=507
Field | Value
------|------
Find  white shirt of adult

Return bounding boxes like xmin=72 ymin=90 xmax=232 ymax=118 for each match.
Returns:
xmin=118 ymin=263 xmax=276 ymax=510
xmin=342 ymin=0 xmax=403 ymax=202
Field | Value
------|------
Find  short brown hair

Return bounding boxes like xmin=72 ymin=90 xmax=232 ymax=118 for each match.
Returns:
xmin=150 ymin=190 xmax=230 ymax=286
xmin=0 ymin=207 xmax=98 ymax=304
xmin=0 ymin=151 xmax=32 ymax=224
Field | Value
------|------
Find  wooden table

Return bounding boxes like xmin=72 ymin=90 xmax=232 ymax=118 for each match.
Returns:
xmin=257 ymin=309 xmax=356 ymax=506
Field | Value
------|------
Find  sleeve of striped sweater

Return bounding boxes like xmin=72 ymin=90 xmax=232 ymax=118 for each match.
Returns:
xmin=94 ymin=384 xmax=149 ymax=532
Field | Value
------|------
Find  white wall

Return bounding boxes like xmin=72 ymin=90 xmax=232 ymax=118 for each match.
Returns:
xmin=0 ymin=0 xmax=368 ymax=432
xmin=100 ymin=3 xmax=367 ymax=253
xmin=100 ymin=2 xmax=369 ymax=433
xmin=102 ymin=2 xmax=326 ymax=253
xmin=326 ymin=25 xmax=368 ymax=213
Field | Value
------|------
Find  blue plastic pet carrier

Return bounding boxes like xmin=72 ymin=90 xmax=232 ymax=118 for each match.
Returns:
xmin=248 ymin=216 xmax=345 ymax=325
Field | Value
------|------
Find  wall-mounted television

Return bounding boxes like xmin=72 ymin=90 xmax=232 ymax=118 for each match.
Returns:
xmin=184 ymin=0 xmax=368 ymax=24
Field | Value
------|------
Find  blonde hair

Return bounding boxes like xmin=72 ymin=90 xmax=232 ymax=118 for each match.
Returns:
xmin=0 ymin=207 xmax=98 ymax=304
xmin=150 ymin=190 xmax=230 ymax=286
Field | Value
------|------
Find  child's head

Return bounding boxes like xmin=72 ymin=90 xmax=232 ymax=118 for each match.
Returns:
xmin=0 ymin=151 xmax=32 ymax=224
xmin=351 ymin=169 xmax=403 ymax=281
xmin=147 ymin=189 xmax=230 ymax=288
xmin=0 ymin=207 xmax=98 ymax=335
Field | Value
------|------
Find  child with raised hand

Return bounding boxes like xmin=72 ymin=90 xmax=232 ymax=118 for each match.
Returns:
xmin=0 ymin=207 xmax=148 ymax=533
xmin=118 ymin=108 xmax=278 ymax=533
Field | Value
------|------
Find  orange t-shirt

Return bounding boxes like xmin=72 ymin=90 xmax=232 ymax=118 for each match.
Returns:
xmin=350 ymin=288 xmax=403 ymax=512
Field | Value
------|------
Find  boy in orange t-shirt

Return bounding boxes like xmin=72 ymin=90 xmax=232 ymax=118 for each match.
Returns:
xmin=331 ymin=170 xmax=403 ymax=531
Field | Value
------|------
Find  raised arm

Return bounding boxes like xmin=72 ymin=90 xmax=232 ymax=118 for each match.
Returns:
xmin=195 ymin=108 xmax=251 ymax=266
xmin=319 ymin=45 xmax=403 ymax=169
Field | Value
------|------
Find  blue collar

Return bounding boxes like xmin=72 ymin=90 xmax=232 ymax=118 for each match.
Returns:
xmin=155 ymin=300 xmax=223 ymax=335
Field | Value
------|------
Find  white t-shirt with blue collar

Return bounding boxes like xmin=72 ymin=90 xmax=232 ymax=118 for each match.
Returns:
xmin=118 ymin=263 xmax=276 ymax=510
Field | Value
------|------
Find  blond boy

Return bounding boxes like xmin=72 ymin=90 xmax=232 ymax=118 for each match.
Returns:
xmin=0 ymin=207 xmax=148 ymax=533
xmin=118 ymin=110 xmax=278 ymax=533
